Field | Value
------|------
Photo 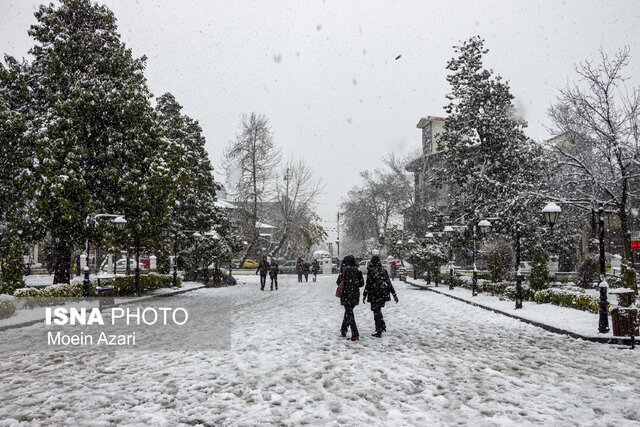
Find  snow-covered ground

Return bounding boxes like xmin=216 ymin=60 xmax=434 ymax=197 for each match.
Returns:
xmin=0 ymin=281 xmax=203 ymax=330
xmin=409 ymin=278 xmax=617 ymax=339
xmin=1 ymin=274 xmax=639 ymax=425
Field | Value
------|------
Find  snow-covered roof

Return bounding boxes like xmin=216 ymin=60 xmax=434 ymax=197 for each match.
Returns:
xmin=214 ymin=199 xmax=237 ymax=209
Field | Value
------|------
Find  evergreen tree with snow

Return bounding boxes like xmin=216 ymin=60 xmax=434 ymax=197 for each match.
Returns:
xmin=156 ymin=93 xmax=240 ymax=278
xmin=436 ymin=36 xmax=548 ymax=242
xmin=0 ymin=57 xmax=41 ymax=291
xmin=21 ymin=0 xmax=172 ymax=283
xmin=529 ymin=244 xmax=549 ymax=291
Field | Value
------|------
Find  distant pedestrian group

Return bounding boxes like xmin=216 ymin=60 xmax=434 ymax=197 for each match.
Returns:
xmin=336 ymin=255 xmax=398 ymax=341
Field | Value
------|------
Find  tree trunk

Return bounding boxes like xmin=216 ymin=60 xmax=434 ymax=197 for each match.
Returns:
xmin=53 ymin=240 xmax=71 ymax=284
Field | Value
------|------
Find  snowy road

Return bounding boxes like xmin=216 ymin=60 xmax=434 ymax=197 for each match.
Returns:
xmin=1 ymin=274 xmax=639 ymax=426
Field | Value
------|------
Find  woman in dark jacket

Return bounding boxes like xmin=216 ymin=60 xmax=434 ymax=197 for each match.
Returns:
xmin=336 ymin=255 xmax=364 ymax=341
xmin=363 ymin=255 xmax=398 ymax=337
xmin=256 ymin=256 xmax=270 ymax=291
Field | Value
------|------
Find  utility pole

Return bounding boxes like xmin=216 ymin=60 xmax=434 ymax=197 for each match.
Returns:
xmin=336 ymin=212 xmax=341 ymax=259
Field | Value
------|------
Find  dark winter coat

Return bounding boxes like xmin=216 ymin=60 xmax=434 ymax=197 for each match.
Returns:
xmin=296 ymin=260 xmax=305 ymax=274
xmin=269 ymin=263 xmax=279 ymax=277
xmin=256 ymin=260 xmax=269 ymax=275
xmin=337 ymin=266 xmax=364 ymax=307
xmin=364 ymin=265 xmax=395 ymax=306
xmin=311 ymin=260 xmax=320 ymax=273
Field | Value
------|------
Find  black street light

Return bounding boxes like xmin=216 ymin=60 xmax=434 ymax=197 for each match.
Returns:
xmin=444 ymin=226 xmax=455 ymax=290
xmin=597 ymin=204 xmax=610 ymax=333
xmin=473 ymin=219 xmax=491 ymax=297
xmin=514 ymin=222 xmax=523 ymax=309
xmin=425 ymin=232 xmax=435 ymax=285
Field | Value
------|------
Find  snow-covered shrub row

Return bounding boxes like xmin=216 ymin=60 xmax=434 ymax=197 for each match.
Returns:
xmin=96 ymin=273 xmax=178 ymax=296
xmin=0 ymin=294 xmax=17 ymax=319
xmin=12 ymin=274 xmax=177 ymax=308
xmin=534 ymin=287 xmax=601 ymax=313
xmin=13 ymin=282 xmax=92 ymax=308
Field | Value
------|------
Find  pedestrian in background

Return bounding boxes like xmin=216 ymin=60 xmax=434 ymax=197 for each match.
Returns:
xmin=303 ymin=260 xmax=310 ymax=282
xmin=296 ymin=257 xmax=305 ymax=282
xmin=269 ymin=260 xmax=279 ymax=291
xmin=337 ymin=255 xmax=364 ymax=341
xmin=256 ymin=256 xmax=270 ymax=291
xmin=363 ymin=255 xmax=399 ymax=338
xmin=311 ymin=259 xmax=320 ymax=282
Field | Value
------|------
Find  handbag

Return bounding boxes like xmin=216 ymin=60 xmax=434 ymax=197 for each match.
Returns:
xmin=335 ymin=268 xmax=345 ymax=297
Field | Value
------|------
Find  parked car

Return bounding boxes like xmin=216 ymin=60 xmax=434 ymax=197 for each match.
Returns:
xmin=279 ymin=260 xmax=298 ymax=274
xmin=100 ymin=258 xmax=137 ymax=272
xmin=231 ymin=259 xmax=259 ymax=269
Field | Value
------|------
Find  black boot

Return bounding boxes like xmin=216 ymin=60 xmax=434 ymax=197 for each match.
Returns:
xmin=371 ymin=331 xmax=382 ymax=338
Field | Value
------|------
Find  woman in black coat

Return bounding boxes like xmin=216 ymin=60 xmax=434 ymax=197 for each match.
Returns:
xmin=336 ymin=255 xmax=364 ymax=341
xmin=363 ymin=255 xmax=398 ymax=337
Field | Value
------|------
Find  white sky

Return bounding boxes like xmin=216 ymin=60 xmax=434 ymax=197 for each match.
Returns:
xmin=2 ymin=0 xmax=640 ymax=240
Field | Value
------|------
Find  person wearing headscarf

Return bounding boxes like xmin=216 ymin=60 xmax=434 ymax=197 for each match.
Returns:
xmin=336 ymin=255 xmax=365 ymax=341
xmin=363 ymin=255 xmax=399 ymax=337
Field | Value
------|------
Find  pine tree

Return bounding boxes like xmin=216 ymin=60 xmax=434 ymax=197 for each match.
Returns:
xmin=23 ymin=0 xmax=171 ymax=283
xmin=437 ymin=36 xmax=547 ymax=239
xmin=529 ymin=244 xmax=550 ymax=291
xmin=0 ymin=57 xmax=41 ymax=284
xmin=156 ymin=93 xmax=241 ymax=277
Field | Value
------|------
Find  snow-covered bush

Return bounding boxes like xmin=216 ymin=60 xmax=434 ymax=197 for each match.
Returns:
xmin=576 ymin=256 xmax=598 ymax=288
xmin=13 ymin=274 xmax=176 ymax=308
xmin=529 ymin=244 xmax=550 ymax=291
xmin=482 ymin=236 xmax=514 ymax=283
xmin=503 ymin=284 xmax=535 ymax=301
xmin=0 ymin=241 xmax=25 ymax=295
xmin=0 ymin=294 xmax=17 ymax=319
xmin=534 ymin=287 xmax=601 ymax=313
xmin=14 ymin=282 xmax=91 ymax=308
xmin=409 ymin=244 xmax=448 ymax=285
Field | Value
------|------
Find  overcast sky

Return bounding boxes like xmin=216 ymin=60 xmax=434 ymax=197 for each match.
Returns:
xmin=2 ymin=0 xmax=640 ymax=240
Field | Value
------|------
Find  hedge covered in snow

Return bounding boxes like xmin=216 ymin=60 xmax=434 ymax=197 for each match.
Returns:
xmin=0 ymin=294 xmax=17 ymax=319
xmin=13 ymin=274 xmax=177 ymax=308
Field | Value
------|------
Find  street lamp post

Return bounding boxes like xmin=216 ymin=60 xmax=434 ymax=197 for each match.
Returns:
xmin=425 ymin=232 xmax=434 ymax=285
xmin=472 ymin=220 xmax=492 ymax=297
xmin=514 ymin=223 xmax=523 ymax=309
xmin=597 ymin=204 xmax=610 ymax=333
xmin=192 ymin=231 xmax=202 ymax=282
xmin=444 ymin=226 xmax=455 ymax=290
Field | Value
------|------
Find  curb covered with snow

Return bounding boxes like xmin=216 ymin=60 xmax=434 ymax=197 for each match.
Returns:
xmin=406 ymin=279 xmax=636 ymax=347
xmin=0 ymin=282 xmax=205 ymax=332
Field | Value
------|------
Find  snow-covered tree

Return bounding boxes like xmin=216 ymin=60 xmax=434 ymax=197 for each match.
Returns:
xmin=436 ymin=36 xmax=548 ymax=238
xmin=223 ymin=113 xmax=280 ymax=264
xmin=269 ymin=159 xmax=325 ymax=257
xmin=0 ymin=57 xmax=41 ymax=290
xmin=548 ymin=47 xmax=640 ymax=262
xmin=409 ymin=243 xmax=448 ymax=286
xmin=156 ymin=93 xmax=240 ymax=278
xmin=23 ymin=0 xmax=171 ymax=283
xmin=341 ymin=152 xmax=415 ymax=250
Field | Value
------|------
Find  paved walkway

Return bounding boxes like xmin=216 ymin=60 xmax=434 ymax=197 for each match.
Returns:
xmin=1 ymin=275 xmax=639 ymax=425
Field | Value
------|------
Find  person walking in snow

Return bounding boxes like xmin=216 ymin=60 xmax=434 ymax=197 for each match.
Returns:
xmin=256 ymin=256 xmax=270 ymax=291
xmin=363 ymin=255 xmax=399 ymax=338
xmin=337 ymin=255 xmax=364 ymax=341
xmin=311 ymin=259 xmax=320 ymax=282
xmin=296 ymin=257 xmax=305 ymax=282
xmin=390 ymin=260 xmax=398 ymax=281
xmin=269 ymin=260 xmax=279 ymax=291
xmin=303 ymin=260 xmax=310 ymax=282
